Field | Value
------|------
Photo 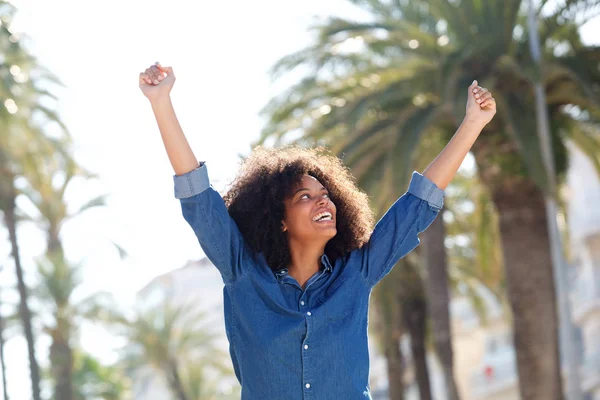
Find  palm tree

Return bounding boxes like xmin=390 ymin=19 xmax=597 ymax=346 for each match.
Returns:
xmin=71 ymin=351 xmax=129 ymax=400
xmin=444 ymin=169 xmax=505 ymax=306
xmin=91 ymin=297 xmax=232 ymax=400
xmin=420 ymin=214 xmax=460 ymax=400
xmin=18 ymin=151 xmax=121 ymax=400
xmin=370 ymin=263 xmax=406 ymax=400
xmin=397 ymin=256 xmax=432 ymax=400
xmin=413 ymin=137 xmax=461 ymax=400
xmin=33 ymin=254 xmax=127 ymax=400
xmin=428 ymin=165 xmax=507 ymax=390
xmin=0 ymin=2 xmax=68 ymax=399
xmin=0 ymin=158 xmax=43 ymax=400
xmin=180 ymin=361 xmax=240 ymax=400
xmin=259 ymin=1 xmax=600 ymax=397
xmin=0 ymin=157 xmax=42 ymax=400
xmin=367 ymin=163 xmax=499 ymax=400
xmin=35 ymin=255 xmax=80 ymax=400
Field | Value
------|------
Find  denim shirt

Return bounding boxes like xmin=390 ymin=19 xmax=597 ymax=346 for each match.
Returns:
xmin=174 ymin=163 xmax=444 ymax=400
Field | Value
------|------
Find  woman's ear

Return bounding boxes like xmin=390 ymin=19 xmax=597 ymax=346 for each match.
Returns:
xmin=281 ymin=221 xmax=288 ymax=232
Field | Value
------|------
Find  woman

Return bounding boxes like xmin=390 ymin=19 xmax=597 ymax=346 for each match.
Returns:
xmin=139 ymin=62 xmax=496 ymax=400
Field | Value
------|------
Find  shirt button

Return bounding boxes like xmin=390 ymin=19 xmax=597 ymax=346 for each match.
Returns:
xmin=300 ymin=301 xmax=305 ymax=306
xmin=306 ymin=311 xmax=312 ymax=316
xmin=304 ymin=345 xmax=309 ymax=350
xmin=305 ymin=383 xmax=311 ymax=389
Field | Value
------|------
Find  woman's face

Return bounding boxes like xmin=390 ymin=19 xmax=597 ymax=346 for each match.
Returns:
xmin=282 ymin=175 xmax=337 ymax=244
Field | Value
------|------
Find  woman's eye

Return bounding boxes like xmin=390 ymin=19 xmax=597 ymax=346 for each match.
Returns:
xmin=323 ymin=193 xmax=330 ymax=198
xmin=300 ymin=194 xmax=310 ymax=199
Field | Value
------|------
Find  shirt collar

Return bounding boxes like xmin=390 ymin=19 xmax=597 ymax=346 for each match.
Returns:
xmin=274 ymin=268 xmax=289 ymax=282
xmin=274 ymin=254 xmax=333 ymax=281
xmin=320 ymin=254 xmax=333 ymax=272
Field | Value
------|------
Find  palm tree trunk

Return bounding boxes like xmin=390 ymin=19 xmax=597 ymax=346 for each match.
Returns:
xmin=1 ymin=182 xmax=42 ymax=400
xmin=167 ymin=360 xmax=189 ymax=400
xmin=0 ymin=307 xmax=9 ymax=400
xmin=50 ymin=338 xmax=73 ymax=400
xmin=46 ymin=249 xmax=74 ymax=400
xmin=485 ymin=176 xmax=563 ymax=400
xmin=472 ymin=130 xmax=563 ymax=400
xmin=421 ymin=212 xmax=461 ymax=400
xmin=402 ymin=295 xmax=432 ymax=400
xmin=373 ymin=266 xmax=406 ymax=399
xmin=384 ymin=334 xmax=405 ymax=400
xmin=47 ymin=228 xmax=63 ymax=257
xmin=381 ymin=279 xmax=405 ymax=400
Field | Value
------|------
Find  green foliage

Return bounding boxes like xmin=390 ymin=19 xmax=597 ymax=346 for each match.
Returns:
xmin=443 ymin=170 xmax=506 ymax=323
xmin=90 ymin=296 xmax=235 ymax=400
xmin=72 ymin=351 xmax=130 ymax=400
xmin=259 ymin=0 xmax=600 ymax=193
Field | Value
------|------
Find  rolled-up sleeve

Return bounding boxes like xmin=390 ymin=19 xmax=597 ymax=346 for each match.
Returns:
xmin=350 ymin=172 xmax=444 ymax=287
xmin=174 ymin=164 xmax=248 ymax=283
xmin=407 ymin=171 xmax=444 ymax=210
xmin=174 ymin=163 xmax=211 ymax=199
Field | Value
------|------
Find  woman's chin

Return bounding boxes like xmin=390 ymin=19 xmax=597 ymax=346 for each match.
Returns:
xmin=321 ymin=227 xmax=337 ymax=240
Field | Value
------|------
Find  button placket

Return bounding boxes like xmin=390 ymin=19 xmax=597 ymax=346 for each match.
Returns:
xmin=302 ymin=306 xmax=314 ymax=397
xmin=299 ymin=265 xmax=328 ymax=397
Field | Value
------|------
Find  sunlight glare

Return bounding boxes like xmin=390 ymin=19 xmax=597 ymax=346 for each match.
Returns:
xmin=332 ymin=97 xmax=346 ymax=107
xmin=437 ymin=35 xmax=449 ymax=46
xmin=9 ymin=65 xmax=20 ymax=75
xmin=319 ymin=104 xmax=332 ymax=115
xmin=4 ymin=98 xmax=18 ymax=114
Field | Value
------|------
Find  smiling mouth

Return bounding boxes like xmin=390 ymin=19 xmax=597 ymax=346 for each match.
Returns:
xmin=313 ymin=211 xmax=333 ymax=222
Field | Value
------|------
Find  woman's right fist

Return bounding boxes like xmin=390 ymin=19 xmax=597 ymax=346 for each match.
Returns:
xmin=139 ymin=62 xmax=175 ymax=100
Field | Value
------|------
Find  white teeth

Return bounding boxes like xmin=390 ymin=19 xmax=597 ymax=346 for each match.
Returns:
xmin=313 ymin=212 xmax=332 ymax=222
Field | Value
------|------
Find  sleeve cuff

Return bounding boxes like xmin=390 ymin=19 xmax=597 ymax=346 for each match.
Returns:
xmin=173 ymin=163 xmax=211 ymax=199
xmin=407 ymin=172 xmax=444 ymax=210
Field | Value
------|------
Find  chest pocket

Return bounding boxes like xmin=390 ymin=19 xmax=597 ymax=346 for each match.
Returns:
xmin=315 ymin=275 xmax=356 ymax=321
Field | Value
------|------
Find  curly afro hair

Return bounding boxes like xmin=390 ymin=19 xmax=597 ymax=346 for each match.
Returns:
xmin=223 ymin=146 xmax=375 ymax=271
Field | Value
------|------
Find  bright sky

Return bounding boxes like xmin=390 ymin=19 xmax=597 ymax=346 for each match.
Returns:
xmin=1 ymin=0 xmax=599 ymax=398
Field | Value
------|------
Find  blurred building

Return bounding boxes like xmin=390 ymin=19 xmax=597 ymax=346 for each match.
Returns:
xmin=368 ymin=285 xmax=518 ymax=400
xmin=567 ymin=143 xmax=600 ymax=400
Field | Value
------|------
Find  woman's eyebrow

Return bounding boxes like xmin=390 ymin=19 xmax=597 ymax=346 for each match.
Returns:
xmin=292 ymin=186 xmax=327 ymax=195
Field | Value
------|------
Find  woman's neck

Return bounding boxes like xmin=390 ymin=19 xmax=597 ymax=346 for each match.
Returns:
xmin=287 ymin=240 xmax=326 ymax=288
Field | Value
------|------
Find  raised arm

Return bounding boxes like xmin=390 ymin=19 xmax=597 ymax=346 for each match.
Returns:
xmin=353 ymin=80 xmax=496 ymax=286
xmin=139 ymin=62 xmax=198 ymax=175
xmin=423 ymin=80 xmax=496 ymax=189
xmin=139 ymin=63 xmax=248 ymax=283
